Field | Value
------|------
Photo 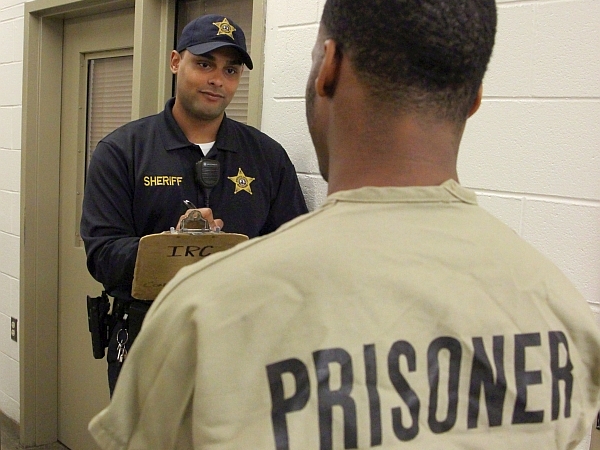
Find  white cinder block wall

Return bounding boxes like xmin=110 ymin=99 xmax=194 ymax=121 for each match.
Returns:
xmin=261 ymin=0 xmax=600 ymax=448
xmin=262 ymin=0 xmax=600 ymax=311
xmin=0 ymin=0 xmax=23 ymax=425
xmin=0 ymin=0 xmax=597 ymax=445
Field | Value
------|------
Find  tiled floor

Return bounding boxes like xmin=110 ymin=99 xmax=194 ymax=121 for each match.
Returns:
xmin=0 ymin=413 xmax=68 ymax=450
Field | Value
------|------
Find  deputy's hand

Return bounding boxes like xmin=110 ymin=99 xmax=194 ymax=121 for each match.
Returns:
xmin=176 ymin=208 xmax=224 ymax=232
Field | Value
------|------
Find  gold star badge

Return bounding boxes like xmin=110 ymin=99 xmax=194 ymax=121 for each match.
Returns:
xmin=228 ymin=168 xmax=255 ymax=194
xmin=213 ymin=18 xmax=236 ymax=40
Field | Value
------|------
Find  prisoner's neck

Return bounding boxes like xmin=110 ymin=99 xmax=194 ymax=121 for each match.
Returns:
xmin=326 ymin=111 xmax=463 ymax=195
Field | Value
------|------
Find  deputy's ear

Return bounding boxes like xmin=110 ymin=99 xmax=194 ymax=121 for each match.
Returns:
xmin=170 ymin=50 xmax=181 ymax=75
xmin=315 ymin=39 xmax=342 ymax=98
xmin=468 ymin=85 xmax=483 ymax=117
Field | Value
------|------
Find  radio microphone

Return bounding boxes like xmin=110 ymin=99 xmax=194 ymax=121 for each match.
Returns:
xmin=195 ymin=158 xmax=220 ymax=208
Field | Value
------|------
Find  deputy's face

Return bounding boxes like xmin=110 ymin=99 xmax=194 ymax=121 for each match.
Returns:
xmin=306 ymin=27 xmax=330 ymax=181
xmin=171 ymin=47 xmax=244 ymax=122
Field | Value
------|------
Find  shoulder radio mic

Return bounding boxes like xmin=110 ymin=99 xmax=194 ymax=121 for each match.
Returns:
xmin=195 ymin=158 xmax=220 ymax=208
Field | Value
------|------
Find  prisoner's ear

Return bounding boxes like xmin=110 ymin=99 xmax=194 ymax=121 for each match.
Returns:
xmin=315 ymin=39 xmax=342 ymax=98
xmin=468 ymin=85 xmax=483 ymax=117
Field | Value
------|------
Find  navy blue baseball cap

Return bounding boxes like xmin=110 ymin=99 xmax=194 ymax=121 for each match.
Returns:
xmin=176 ymin=14 xmax=253 ymax=70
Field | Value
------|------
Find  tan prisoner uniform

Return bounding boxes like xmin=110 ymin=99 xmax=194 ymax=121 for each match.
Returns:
xmin=89 ymin=180 xmax=600 ymax=449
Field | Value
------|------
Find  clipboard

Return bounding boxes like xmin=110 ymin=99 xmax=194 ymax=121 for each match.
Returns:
xmin=131 ymin=231 xmax=248 ymax=300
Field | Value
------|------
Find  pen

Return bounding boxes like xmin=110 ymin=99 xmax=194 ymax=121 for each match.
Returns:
xmin=183 ymin=200 xmax=197 ymax=209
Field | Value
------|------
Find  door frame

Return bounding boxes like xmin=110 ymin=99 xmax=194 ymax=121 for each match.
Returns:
xmin=20 ymin=0 xmax=173 ymax=445
xmin=20 ymin=0 xmax=265 ymax=445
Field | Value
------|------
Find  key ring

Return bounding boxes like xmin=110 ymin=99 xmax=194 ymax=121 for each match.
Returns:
xmin=117 ymin=328 xmax=129 ymax=345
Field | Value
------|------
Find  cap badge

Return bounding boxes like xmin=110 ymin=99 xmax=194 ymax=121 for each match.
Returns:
xmin=213 ymin=18 xmax=236 ymax=40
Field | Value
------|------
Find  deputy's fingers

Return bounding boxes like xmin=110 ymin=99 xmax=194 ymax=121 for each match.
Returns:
xmin=197 ymin=208 xmax=224 ymax=231
xmin=175 ymin=208 xmax=224 ymax=231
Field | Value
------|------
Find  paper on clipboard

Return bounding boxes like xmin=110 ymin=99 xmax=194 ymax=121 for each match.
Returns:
xmin=131 ymin=231 xmax=248 ymax=300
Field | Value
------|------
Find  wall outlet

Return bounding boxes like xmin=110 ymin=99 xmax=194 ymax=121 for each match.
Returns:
xmin=10 ymin=317 xmax=17 ymax=342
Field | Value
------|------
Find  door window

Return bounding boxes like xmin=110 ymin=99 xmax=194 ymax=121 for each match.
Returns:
xmin=86 ymin=54 xmax=134 ymax=168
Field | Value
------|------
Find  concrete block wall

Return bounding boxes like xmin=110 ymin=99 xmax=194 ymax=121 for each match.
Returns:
xmin=261 ymin=0 xmax=599 ymax=446
xmin=0 ymin=0 xmax=23 ymax=425
xmin=459 ymin=0 xmax=600 ymax=314
xmin=261 ymin=0 xmax=328 ymax=210
xmin=263 ymin=1 xmax=600 ymax=311
xmin=0 ymin=0 xmax=597 ymax=447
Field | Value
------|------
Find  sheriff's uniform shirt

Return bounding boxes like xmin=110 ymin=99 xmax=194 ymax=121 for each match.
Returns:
xmin=80 ymin=98 xmax=307 ymax=297
xmin=89 ymin=181 xmax=600 ymax=449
